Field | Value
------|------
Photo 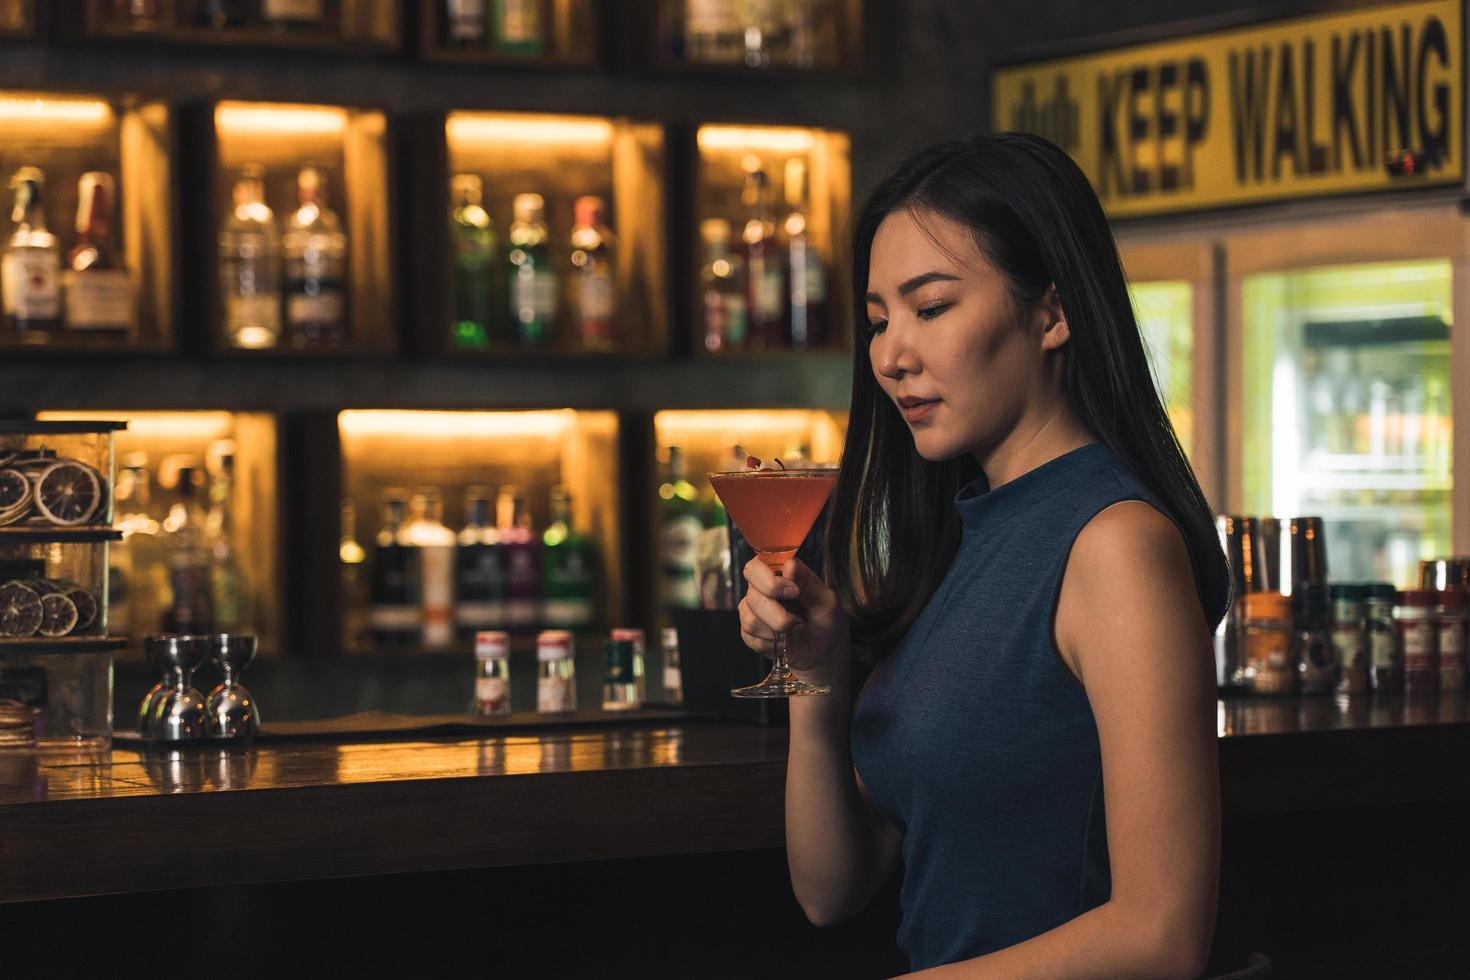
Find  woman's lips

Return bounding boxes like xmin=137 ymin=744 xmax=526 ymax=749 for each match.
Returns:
xmin=900 ymin=399 xmax=939 ymax=423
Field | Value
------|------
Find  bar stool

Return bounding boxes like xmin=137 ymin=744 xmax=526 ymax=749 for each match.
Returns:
xmin=1204 ymin=952 xmax=1272 ymax=979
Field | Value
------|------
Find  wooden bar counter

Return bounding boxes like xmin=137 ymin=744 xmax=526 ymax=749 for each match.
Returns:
xmin=1 ymin=694 xmax=1468 ymax=906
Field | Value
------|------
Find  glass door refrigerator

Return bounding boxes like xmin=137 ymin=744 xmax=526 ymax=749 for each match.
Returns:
xmin=1226 ymin=204 xmax=1463 ymax=589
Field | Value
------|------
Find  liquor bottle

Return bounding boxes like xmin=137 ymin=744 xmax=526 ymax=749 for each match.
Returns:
xmin=602 ymin=638 xmax=638 ymax=711
xmin=786 ymin=0 xmax=824 ymax=68
xmin=197 ymin=0 xmax=243 ymax=28
xmin=3 ymin=167 xmax=61 ymax=339
xmin=369 ymin=492 xmax=420 ymax=649
xmin=65 ymin=172 xmax=134 ymax=341
xmin=111 ymin=454 xmax=163 ymax=638
xmin=405 ymin=488 xmax=456 ymax=649
xmin=491 ymin=0 xmax=542 ymax=54
xmin=283 ymin=164 xmax=348 ymax=348
xmin=739 ymin=157 xmax=785 ymax=349
xmin=205 ymin=444 xmax=250 ymax=633
xmin=162 ymin=465 xmax=213 ymax=635
xmin=699 ymin=218 xmax=746 ymax=353
xmin=542 ymin=485 xmax=596 ymax=631
xmin=472 ymin=631 xmax=511 ymax=716
xmin=683 ymin=0 xmax=742 ymax=63
xmin=0 ymin=0 xmax=25 ymax=31
xmin=660 ymin=447 xmax=703 ymax=610
xmin=660 ymin=626 xmax=683 ymax=704
xmin=782 ymin=157 xmax=825 ymax=350
xmin=569 ymin=195 xmax=615 ymax=351
xmin=339 ymin=497 xmax=368 ymax=651
xmin=456 ymin=488 xmax=505 ymax=641
xmin=740 ymin=0 xmax=783 ymax=67
xmin=497 ymin=485 xmax=540 ymax=632
xmin=261 ymin=0 xmax=326 ymax=32
xmin=113 ymin=0 xmax=164 ymax=30
xmin=450 ymin=173 xmax=495 ymax=350
xmin=445 ymin=0 xmax=487 ymax=47
xmin=507 ymin=193 xmax=555 ymax=347
xmin=219 ymin=164 xmax=282 ymax=350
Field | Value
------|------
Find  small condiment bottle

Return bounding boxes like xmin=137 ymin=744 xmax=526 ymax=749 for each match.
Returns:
xmin=471 ymin=630 xmax=511 ymax=716
xmin=1394 ymin=590 xmax=1438 ymax=694
xmin=1330 ymin=584 xmax=1369 ymax=695
xmin=1364 ymin=583 xmax=1400 ymax=693
xmin=1433 ymin=588 xmax=1467 ymax=693
xmin=1293 ymin=582 xmax=1336 ymax=695
xmin=536 ymin=630 xmax=577 ymax=713
xmin=610 ymin=627 xmax=647 ymax=704
xmin=661 ymin=626 xmax=683 ymax=705
xmin=1244 ymin=592 xmax=1295 ymax=696
xmin=602 ymin=639 xmax=638 ymax=711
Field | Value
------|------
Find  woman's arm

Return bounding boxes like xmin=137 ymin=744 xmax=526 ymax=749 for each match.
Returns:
xmin=898 ymin=500 xmax=1220 ymax=979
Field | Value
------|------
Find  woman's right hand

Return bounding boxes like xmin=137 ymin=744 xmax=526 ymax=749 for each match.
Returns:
xmin=738 ymin=556 xmax=849 ymax=689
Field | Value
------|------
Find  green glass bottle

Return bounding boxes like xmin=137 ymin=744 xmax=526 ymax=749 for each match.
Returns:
xmin=450 ymin=173 xmax=495 ymax=350
xmin=660 ymin=447 xmax=704 ymax=611
xmin=491 ymin=0 xmax=544 ymax=55
xmin=541 ymin=485 xmax=596 ymax=630
xmin=507 ymin=192 xmax=555 ymax=347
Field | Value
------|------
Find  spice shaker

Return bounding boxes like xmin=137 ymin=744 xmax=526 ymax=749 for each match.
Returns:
xmin=1394 ymin=590 xmax=1438 ymax=695
xmin=1329 ymin=584 xmax=1369 ymax=695
xmin=1244 ymin=592 xmax=1294 ymax=696
xmin=1364 ymin=584 xmax=1400 ymax=693
xmin=1292 ymin=582 xmax=1336 ymax=695
xmin=472 ymin=630 xmax=511 ymax=717
xmin=536 ymin=630 xmax=576 ymax=713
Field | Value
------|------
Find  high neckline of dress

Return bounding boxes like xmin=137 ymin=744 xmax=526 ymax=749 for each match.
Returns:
xmin=954 ymin=442 xmax=1109 ymax=532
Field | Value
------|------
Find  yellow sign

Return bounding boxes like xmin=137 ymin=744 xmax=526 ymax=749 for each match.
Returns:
xmin=992 ymin=1 xmax=1462 ymax=217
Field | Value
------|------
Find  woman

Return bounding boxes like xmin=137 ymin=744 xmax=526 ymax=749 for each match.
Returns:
xmin=738 ymin=132 xmax=1229 ymax=978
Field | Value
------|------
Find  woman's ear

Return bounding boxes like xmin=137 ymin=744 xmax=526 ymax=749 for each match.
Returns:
xmin=1038 ymin=283 xmax=1071 ymax=351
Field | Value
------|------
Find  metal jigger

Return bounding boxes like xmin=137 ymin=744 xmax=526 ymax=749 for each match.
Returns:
xmin=205 ymin=633 xmax=260 ymax=740
xmin=142 ymin=635 xmax=209 ymax=741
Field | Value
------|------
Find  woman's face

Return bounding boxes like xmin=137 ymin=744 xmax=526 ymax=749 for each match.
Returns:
xmin=865 ymin=208 xmax=1057 ymax=462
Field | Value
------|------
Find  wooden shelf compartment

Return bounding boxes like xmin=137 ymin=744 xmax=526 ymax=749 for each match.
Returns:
xmin=0 ymin=92 xmax=176 ymax=353
xmin=203 ymin=100 xmax=394 ymax=357
xmin=0 ymin=0 xmax=32 ymax=37
xmin=80 ymin=0 xmax=401 ymax=52
xmin=641 ymin=0 xmax=862 ymax=74
xmin=694 ymin=123 xmax=852 ymax=355
xmin=419 ymin=0 xmax=598 ymax=68
xmin=420 ymin=110 xmax=668 ymax=358
xmin=338 ymin=409 xmax=625 ymax=652
xmin=36 ymin=410 xmax=281 ymax=662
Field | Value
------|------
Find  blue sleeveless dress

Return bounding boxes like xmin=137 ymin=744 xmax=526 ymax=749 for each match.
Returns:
xmin=849 ymin=443 xmax=1185 ymax=970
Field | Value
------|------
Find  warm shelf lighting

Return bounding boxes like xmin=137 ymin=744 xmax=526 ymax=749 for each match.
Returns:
xmin=697 ymin=126 xmax=817 ymax=154
xmin=339 ymin=410 xmax=582 ymax=439
xmin=37 ymin=411 xmax=235 ymax=441
xmin=216 ymin=102 xmax=349 ymax=137
xmin=0 ymin=96 xmax=113 ymax=126
xmin=656 ymin=409 xmax=835 ymax=436
xmin=446 ymin=113 xmax=614 ymax=147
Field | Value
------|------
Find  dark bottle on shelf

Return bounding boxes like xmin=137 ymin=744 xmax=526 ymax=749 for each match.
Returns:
xmin=369 ymin=492 xmax=422 ymax=650
xmin=283 ymin=164 xmax=349 ymax=349
xmin=65 ymin=172 xmax=135 ymax=342
xmin=491 ymin=0 xmax=543 ymax=55
xmin=699 ymin=218 xmax=746 ymax=353
xmin=113 ymin=0 xmax=165 ymax=30
xmin=782 ymin=157 xmax=826 ymax=350
xmin=455 ymin=488 xmax=504 ymax=641
xmin=739 ymin=157 xmax=785 ymax=350
xmin=3 ymin=167 xmax=61 ymax=340
xmin=260 ymin=0 xmax=327 ymax=32
xmin=450 ymin=173 xmax=495 ymax=350
xmin=542 ymin=485 xmax=596 ymax=631
xmin=497 ymin=485 xmax=540 ymax=633
xmin=569 ymin=195 xmax=615 ymax=351
xmin=444 ymin=0 xmax=487 ymax=47
xmin=162 ymin=465 xmax=214 ymax=635
xmin=507 ymin=193 xmax=555 ymax=348
xmin=196 ymin=0 xmax=244 ymax=29
xmin=660 ymin=446 xmax=703 ymax=611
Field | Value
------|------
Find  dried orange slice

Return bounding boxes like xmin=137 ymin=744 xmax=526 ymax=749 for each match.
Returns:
xmin=59 ymin=583 xmax=97 ymax=632
xmin=0 ymin=581 xmax=42 ymax=637
xmin=37 ymin=592 xmax=78 ymax=637
xmin=33 ymin=460 xmax=102 ymax=526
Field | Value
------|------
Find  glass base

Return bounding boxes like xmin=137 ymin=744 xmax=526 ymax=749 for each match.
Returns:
xmin=731 ymin=663 xmax=830 ymax=699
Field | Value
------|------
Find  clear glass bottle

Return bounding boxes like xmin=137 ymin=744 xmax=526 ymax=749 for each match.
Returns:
xmin=602 ymin=639 xmax=638 ymax=710
xmin=536 ymin=630 xmax=576 ymax=713
xmin=450 ymin=173 xmax=495 ymax=350
xmin=683 ymin=0 xmax=742 ymax=63
xmin=456 ymin=487 xmax=504 ymax=641
xmin=1293 ymin=582 xmax=1336 ymax=695
xmin=3 ymin=167 xmax=61 ymax=339
xmin=1330 ymin=583 xmax=1368 ymax=695
xmin=339 ymin=497 xmax=368 ymax=651
xmin=369 ymin=491 xmax=421 ymax=650
xmin=660 ymin=447 xmax=704 ymax=611
xmin=205 ymin=443 xmax=251 ymax=633
xmin=610 ymin=627 xmax=647 ymax=705
xmin=64 ymin=172 xmax=134 ymax=341
xmin=739 ymin=156 xmax=785 ymax=349
xmin=445 ymin=0 xmax=488 ymax=47
xmin=219 ymin=164 xmax=282 ymax=350
xmin=283 ymin=164 xmax=348 ymax=348
xmin=1243 ymin=591 xmax=1294 ymax=696
xmin=661 ymin=626 xmax=683 ymax=704
xmin=740 ymin=0 xmax=782 ymax=67
xmin=162 ymin=465 xmax=213 ymax=635
xmin=497 ymin=484 xmax=540 ymax=632
xmin=782 ymin=157 xmax=825 ymax=350
xmin=1365 ymin=583 xmax=1400 ymax=693
xmin=507 ymin=192 xmax=555 ymax=347
xmin=111 ymin=453 xmax=163 ymax=638
xmin=404 ymin=488 xmax=456 ymax=649
xmin=491 ymin=0 xmax=543 ymax=54
xmin=569 ymin=195 xmax=615 ymax=350
xmin=472 ymin=630 xmax=512 ymax=716
xmin=541 ymin=485 xmax=596 ymax=631
xmin=699 ymin=218 xmax=746 ymax=353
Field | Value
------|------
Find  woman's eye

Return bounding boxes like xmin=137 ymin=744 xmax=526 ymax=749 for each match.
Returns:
xmin=866 ymin=319 xmax=888 ymax=336
xmin=916 ymin=303 xmax=950 ymax=320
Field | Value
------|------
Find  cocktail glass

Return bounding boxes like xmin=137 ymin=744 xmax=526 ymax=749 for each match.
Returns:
xmin=708 ymin=468 xmax=837 ymax=698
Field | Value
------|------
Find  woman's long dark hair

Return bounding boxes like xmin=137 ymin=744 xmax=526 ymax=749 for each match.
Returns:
xmin=825 ymin=132 xmax=1230 ymax=657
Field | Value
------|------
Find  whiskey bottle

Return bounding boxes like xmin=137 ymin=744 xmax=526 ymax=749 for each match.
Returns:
xmin=781 ymin=157 xmax=825 ymax=350
xmin=699 ymin=217 xmax=746 ymax=353
xmin=569 ymin=195 xmax=615 ymax=351
xmin=507 ymin=193 xmax=555 ymax=347
xmin=455 ymin=488 xmax=505 ymax=641
xmin=369 ymin=492 xmax=421 ymax=650
xmin=739 ymin=157 xmax=785 ymax=350
xmin=65 ymin=172 xmax=134 ymax=341
xmin=283 ymin=164 xmax=348 ymax=349
xmin=3 ymin=167 xmax=61 ymax=339
xmin=219 ymin=165 xmax=282 ymax=350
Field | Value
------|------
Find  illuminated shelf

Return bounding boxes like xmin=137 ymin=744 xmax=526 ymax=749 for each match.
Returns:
xmin=0 ymin=0 xmax=32 ymax=37
xmin=418 ymin=0 xmax=598 ymax=67
xmin=80 ymin=0 xmax=401 ymax=52
xmin=643 ymin=0 xmax=863 ymax=74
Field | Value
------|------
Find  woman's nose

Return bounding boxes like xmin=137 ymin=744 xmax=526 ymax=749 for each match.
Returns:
xmin=872 ymin=325 xmax=920 ymax=379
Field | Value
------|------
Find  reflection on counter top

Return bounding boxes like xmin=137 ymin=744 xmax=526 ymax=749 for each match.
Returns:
xmin=1218 ymin=691 xmax=1469 ymax=738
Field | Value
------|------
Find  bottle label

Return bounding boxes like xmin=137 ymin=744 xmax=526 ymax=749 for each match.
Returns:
xmin=663 ymin=666 xmax=682 ymax=692
xmin=2 ymin=251 xmax=61 ymax=319
xmin=538 ymin=676 xmax=573 ymax=713
xmin=750 ymin=257 xmax=783 ymax=318
xmin=448 ymin=0 xmax=487 ymax=37
xmin=498 ymin=0 xmax=541 ymax=42
xmin=663 ymin=515 xmax=703 ymax=608
xmin=1439 ymin=620 xmax=1465 ymax=657
xmin=475 ymin=676 xmax=508 ymax=707
xmin=511 ymin=267 xmax=556 ymax=323
xmin=543 ymin=597 xmax=594 ymax=629
xmin=456 ymin=600 xmax=506 ymax=628
xmin=1369 ymin=628 xmax=1397 ymax=669
xmin=805 ymin=251 xmax=826 ymax=301
xmin=64 ymin=269 xmax=134 ymax=331
xmin=262 ymin=0 xmax=323 ymax=20
xmin=368 ymin=605 xmax=422 ymax=630
xmin=1401 ymin=621 xmax=1435 ymax=671
xmin=226 ymin=294 xmax=281 ymax=336
xmin=419 ymin=544 xmax=454 ymax=647
xmin=1329 ymin=625 xmax=1365 ymax=671
xmin=575 ymin=274 xmax=614 ymax=321
xmin=287 ymin=290 xmax=343 ymax=327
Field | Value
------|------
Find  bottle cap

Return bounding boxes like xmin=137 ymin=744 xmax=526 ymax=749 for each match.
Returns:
xmin=661 ymin=626 xmax=678 ymax=649
xmin=1365 ymin=583 xmax=1398 ymax=601
xmin=1329 ymin=583 xmax=1367 ymax=601
xmin=451 ymin=173 xmax=483 ymax=201
xmin=537 ymin=630 xmax=573 ymax=661
xmin=610 ymin=627 xmax=644 ymax=647
xmin=700 ymin=218 xmax=731 ymax=244
xmin=475 ymin=631 xmax=509 ymax=659
xmin=513 ymin=193 xmax=544 ymax=222
xmin=573 ymin=195 xmax=604 ymax=226
xmin=1243 ymin=591 xmax=1291 ymax=621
